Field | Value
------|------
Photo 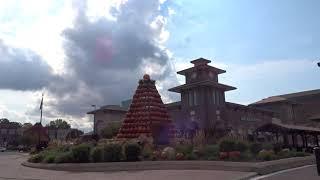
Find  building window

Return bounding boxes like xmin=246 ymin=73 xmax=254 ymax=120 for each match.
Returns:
xmin=208 ymin=88 xmax=212 ymax=104
xmin=212 ymin=89 xmax=216 ymax=104
xmin=216 ymin=90 xmax=220 ymax=105
xmin=287 ymin=106 xmax=294 ymax=120
xmin=188 ymin=90 xmax=193 ymax=106
xmin=241 ymin=114 xmax=260 ymax=122
xmin=193 ymin=90 xmax=198 ymax=106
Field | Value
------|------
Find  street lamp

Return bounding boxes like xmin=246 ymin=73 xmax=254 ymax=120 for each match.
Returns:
xmin=317 ymin=62 xmax=320 ymax=67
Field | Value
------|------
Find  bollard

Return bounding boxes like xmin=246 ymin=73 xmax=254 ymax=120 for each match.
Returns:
xmin=314 ymin=147 xmax=320 ymax=176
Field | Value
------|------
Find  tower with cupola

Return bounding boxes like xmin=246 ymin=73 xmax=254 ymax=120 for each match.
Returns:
xmin=169 ymin=58 xmax=236 ymax=133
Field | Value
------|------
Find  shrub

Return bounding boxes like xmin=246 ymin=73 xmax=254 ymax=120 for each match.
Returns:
xmin=54 ymin=152 xmax=74 ymax=163
xmin=141 ymin=145 xmax=153 ymax=160
xmin=235 ymin=141 xmax=248 ymax=153
xmin=273 ymin=143 xmax=283 ymax=154
xmin=219 ymin=139 xmax=236 ymax=152
xmin=207 ymin=156 xmax=219 ymax=161
xmin=71 ymin=144 xmax=92 ymax=163
xmin=262 ymin=143 xmax=273 ymax=151
xmin=91 ymin=146 xmax=104 ymax=162
xmin=203 ymin=144 xmax=219 ymax=159
xmin=56 ymin=145 xmax=71 ymax=153
xmin=102 ymin=143 xmax=122 ymax=162
xmin=185 ymin=153 xmax=197 ymax=160
xmin=250 ymin=143 xmax=262 ymax=155
xmin=43 ymin=154 xmax=56 ymax=163
xmin=28 ymin=153 xmax=45 ymax=163
xmin=239 ymin=151 xmax=253 ymax=161
xmin=125 ymin=143 xmax=141 ymax=161
xmin=100 ymin=122 xmax=121 ymax=139
xmin=162 ymin=147 xmax=176 ymax=160
xmin=175 ymin=144 xmax=193 ymax=155
xmin=257 ymin=150 xmax=276 ymax=161
xmin=293 ymin=151 xmax=309 ymax=157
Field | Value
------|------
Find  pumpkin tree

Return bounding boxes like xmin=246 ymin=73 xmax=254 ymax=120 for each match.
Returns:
xmin=117 ymin=74 xmax=175 ymax=145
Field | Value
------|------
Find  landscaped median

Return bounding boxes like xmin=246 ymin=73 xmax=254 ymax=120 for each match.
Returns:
xmin=23 ymin=137 xmax=315 ymax=177
xmin=22 ymin=155 xmax=315 ymax=175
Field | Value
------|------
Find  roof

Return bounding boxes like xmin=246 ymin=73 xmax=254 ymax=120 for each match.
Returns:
xmin=250 ymin=89 xmax=320 ymax=105
xmin=87 ymin=105 xmax=127 ymax=114
xmin=280 ymin=89 xmax=320 ymax=99
xmin=225 ymin=102 xmax=274 ymax=115
xmin=309 ymin=114 xmax=320 ymax=121
xmin=177 ymin=65 xmax=226 ymax=76
xmin=169 ymin=80 xmax=236 ymax=93
xmin=165 ymin=101 xmax=181 ymax=108
xmin=190 ymin=57 xmax=211 ymax=66
xmin=250 ymin=96 xmax=289 ymax=105
xmin=256 ymin=121 xmax=320 ymax=133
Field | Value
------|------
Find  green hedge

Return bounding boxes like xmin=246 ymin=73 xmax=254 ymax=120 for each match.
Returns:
xmin=250 ymin=143 xmax=262 ymax=155
xmin=125 ymin=143 xmax=141 ymax=161
xmin=91 ymin=146 xmax=104 ymax=162
xmin=28 ymin=153 xmax=45 ymax=163
xmin=102 ymin=144 xmax=122 ymax=162
xmin=54 ymin=152 xmax=74 ymax=163
xmin=71 ymin=144 xmax=92 ymax=163
xmin=203 ymin=144 xmax=219 ymax=160
xmin=219 ymin=139 xmax=237 ymax=152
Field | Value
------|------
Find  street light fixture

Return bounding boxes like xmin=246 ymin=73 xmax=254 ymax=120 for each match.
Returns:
xmin=317 ymin=62 xmax=320 ymax=67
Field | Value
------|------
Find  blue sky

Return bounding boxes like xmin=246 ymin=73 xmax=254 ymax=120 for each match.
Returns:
xmin=0 ymin=0 xmax=319 ymax=130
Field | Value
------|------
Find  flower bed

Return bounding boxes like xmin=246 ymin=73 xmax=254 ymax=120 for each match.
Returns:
xmin=28 ymin=138 xmax=310 ymax=164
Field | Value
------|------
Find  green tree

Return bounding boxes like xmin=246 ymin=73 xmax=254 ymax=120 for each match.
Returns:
xmin=0 ymin=118 xmax=22 ymax=128
xmin=66 ymin=129 xmax=84 ymax=140
xmin=22 ymin=123 xmax=33 ymax=128
xmin=100 ymin=122 xmax=121 ymax=139
xmin=0 ymin=118 xmax=10 ymax=124
xmin=46 ymin=119 xmax=71 ymax=129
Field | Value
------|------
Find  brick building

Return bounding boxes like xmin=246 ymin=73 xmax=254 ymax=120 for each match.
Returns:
xmin=167 ymin=58 xmax=274 ymax=139
xmin=89 ymin=57 xmax=319 ymax=140
xmin=87 ymin=102 xmax=130 ymax=135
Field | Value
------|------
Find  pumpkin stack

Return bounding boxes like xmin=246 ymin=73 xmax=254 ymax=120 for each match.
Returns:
xmin=117 ymin=74 xmax=175 ymax=140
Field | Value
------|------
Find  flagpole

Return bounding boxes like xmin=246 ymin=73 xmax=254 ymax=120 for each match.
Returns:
xmin=40 ymin=93 xmax=43 ymax=124
xmin=37 ymin=93 xmax=43 ymax=150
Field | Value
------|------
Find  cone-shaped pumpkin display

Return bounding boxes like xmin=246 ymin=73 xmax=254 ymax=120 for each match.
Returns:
xmin=117 ymin=74 xmax=175 ymax=144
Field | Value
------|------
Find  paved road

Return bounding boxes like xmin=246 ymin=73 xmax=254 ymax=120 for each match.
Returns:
xmin=251 ymin=165 xmax=319 ymax=180
xmin=0 ymin=152 xmax=253 ymax=180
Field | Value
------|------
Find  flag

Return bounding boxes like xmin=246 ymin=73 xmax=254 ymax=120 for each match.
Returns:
xmin=39 ymin=93 xmax=44 ymax=110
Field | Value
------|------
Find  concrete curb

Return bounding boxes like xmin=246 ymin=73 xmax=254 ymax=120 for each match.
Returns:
xmin=22 ymin=156 xmax=315 ymax=175
xmin=237 ymin=172 xmax=258 ymax=180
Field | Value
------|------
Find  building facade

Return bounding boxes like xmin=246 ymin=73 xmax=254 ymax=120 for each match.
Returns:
xmin=250 ymin=89 xmax=320 ymax=127
xmin=87 ymin=103 xmax=129 ymax=135
xmin=89 ymin=57 xmax=319 ymax=140
xmin=167 ymin=58 xmax=274 ymax=139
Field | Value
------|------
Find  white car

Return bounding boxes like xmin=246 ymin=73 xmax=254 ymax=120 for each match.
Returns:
xmin=0 ymin=147 xmax=6 ymax=152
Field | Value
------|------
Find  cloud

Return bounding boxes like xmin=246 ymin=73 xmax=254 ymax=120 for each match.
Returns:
xmin=0 ymin=0 xmax=180 ymax=131
xmin=218 ymin=59 xmax=320 ymax=104
xmin=15 ymin=0 xmax=178 ymax=120
xmin=0 ymin=40 xmax=56 ymax=90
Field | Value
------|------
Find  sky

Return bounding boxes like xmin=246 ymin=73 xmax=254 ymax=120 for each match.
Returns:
xmin=0 ymin=0 xmax=319 ymax=131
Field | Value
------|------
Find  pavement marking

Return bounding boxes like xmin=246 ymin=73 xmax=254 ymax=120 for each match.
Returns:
xmin=249 ymin=164 xmax=316 ymax=180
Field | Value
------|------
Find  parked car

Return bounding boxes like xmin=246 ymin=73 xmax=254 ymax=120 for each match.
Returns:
xmin=0 ymin=147 xmax=6 ymax=152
